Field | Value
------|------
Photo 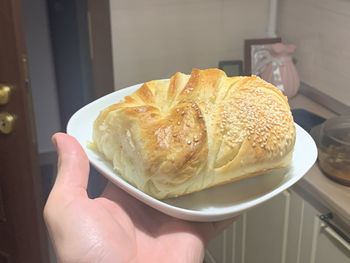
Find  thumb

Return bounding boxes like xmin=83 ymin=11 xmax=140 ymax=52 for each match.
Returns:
xmin=52 ymin=132 xmax=89 ymax=196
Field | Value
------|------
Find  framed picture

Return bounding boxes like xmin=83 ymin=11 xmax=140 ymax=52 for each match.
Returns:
xmin=244 ymin=38 xmax=282 ymax=75
xmin=218 ymin=60 xmax=243 ymax=77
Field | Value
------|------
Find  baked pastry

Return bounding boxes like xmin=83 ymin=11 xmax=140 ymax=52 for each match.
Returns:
xmin=93 ymin=68 xmax=296 ymax=199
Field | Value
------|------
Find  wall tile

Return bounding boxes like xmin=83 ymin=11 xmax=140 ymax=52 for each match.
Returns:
xmin=220 ymin=0 xmax=270 ymax=60
xmin=111 ymin=1 xmax=221 ymax=89
xmin=110 ymin=0 xmax=218 ymax=11
xmin=110 ymin=0 xmax=270 ymax=89
xmin=278 ymin=0 xmax=350 ymax=106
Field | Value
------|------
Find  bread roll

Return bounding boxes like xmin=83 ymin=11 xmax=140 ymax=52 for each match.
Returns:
xmin=93 ymin=68 xmax=295 ymax=199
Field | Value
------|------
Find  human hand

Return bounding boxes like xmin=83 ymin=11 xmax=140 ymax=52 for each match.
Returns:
xmin=44 ymin=133 xmax=235 ymax=263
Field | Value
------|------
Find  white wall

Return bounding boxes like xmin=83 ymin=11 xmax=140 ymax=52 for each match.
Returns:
xmin=22 ymin=0 xmax=61 ymax=153
xmin=109 ymin=0 xmax=270 ymax=90
xmin=277 ymin=0 xmax=350 ymax=106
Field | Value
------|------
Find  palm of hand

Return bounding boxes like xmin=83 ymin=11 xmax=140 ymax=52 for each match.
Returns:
xmin=48 ymin=185 xmax=209 ymax=263
xmin=44 ymin=133 xmax=231 ymax=263
xmin=48 ymin=185 xmax=214 ymax=262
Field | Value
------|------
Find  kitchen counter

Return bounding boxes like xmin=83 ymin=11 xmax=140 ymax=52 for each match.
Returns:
xmin=289 ymin=94 xmax=350 ymax=228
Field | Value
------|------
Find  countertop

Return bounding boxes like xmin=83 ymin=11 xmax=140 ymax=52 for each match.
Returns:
xmin=289 ymin=94 xmax=350 ymax=227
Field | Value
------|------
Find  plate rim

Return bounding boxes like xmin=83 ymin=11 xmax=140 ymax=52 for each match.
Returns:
xmin=66 ymin=85 xmax=318 ymax=221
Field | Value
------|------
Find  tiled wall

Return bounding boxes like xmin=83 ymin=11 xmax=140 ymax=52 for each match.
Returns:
xmin=109 ymin=0 xmax=270 ymax=90
xmin=277 ymin=0 xmax=350 ymax=106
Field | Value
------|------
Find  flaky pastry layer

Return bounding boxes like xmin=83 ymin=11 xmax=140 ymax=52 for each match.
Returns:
xmin=93 ymin=69 xmax=295 ymax=199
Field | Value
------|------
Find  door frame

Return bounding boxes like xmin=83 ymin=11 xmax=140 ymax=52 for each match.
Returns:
xmin=0 ymin=0 xmax=50 ymax=261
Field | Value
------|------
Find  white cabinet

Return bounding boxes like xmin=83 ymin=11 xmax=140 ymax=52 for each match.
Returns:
xmin=244 ymin=191 xmax=290 ymax=263
xmin=205 ymin=189 xmax=350 ymax=263
xmin=314 ymin=223 xmax=350 ymax=263
xmin=305 ymin=201 xmax=350 ymax=263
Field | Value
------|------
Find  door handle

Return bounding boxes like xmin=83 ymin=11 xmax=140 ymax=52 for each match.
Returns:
xmin=0 ymin=112 xmax=16 ymax=134
xmin=319 ymin=213 xmax=350 ymax=251
xmin=0 ymin=84 xmax=13 ymax=105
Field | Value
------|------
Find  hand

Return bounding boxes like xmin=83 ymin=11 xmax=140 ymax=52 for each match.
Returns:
xmin=44 ymin=133 xmax=235 ymax=263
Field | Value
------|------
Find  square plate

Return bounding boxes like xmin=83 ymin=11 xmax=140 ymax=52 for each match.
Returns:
xmin=67 ymin=83 xmax=318 ymax=222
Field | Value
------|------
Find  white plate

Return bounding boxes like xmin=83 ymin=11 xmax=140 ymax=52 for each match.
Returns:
xmin=67 ymin=83 xmax=318 ymax=222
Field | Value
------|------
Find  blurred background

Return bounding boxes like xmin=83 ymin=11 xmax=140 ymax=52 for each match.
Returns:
xmin=1 ymin=0 xmax=350 ymax=262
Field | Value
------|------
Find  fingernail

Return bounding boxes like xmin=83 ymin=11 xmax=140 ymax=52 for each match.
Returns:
xmin=51 ymin=134 xmax=59 ymax=152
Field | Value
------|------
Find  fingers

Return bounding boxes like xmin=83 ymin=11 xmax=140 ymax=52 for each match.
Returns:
xmin=101 ymin=183 xmax=169 ymax=227
xmin=101 ymin=183 xmax=145 ymax=216
xmin=51 ymin=133 xmax=89 ymax=196
xmin=101 ymin=182 xmax=124 ymax=201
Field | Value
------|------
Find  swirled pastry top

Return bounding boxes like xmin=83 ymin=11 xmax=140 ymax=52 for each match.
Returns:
xmin=93 ymin=68 xmax=296 ymax=199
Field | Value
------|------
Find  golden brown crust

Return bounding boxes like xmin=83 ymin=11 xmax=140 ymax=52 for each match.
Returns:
xmin=93 ymin=68 xmax=295 ymax=199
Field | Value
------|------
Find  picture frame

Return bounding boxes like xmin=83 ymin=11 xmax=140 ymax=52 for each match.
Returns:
xmin=218 ymin=60 xmax=243 ymax=77
xmin=244 ymin=37 xmax=282 ymax=75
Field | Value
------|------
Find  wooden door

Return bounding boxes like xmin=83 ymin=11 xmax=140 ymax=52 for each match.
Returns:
xmin=0 ymin=0 xmax=49 ymax=262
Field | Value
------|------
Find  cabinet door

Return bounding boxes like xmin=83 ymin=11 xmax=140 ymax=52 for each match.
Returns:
xmin=295 ymin=193 xmax=350 ymax=263
xmin=285 ymin=189 xmax=304 ymax=263
xmin=205 ymin=188 xmax=350 ymax=263
xmin=205 ymin=191 xmax=291 ymax=263
xmin=206 ymin=216 xmax=245 ymax=263
xmin=314 ymin=224 xmax=350 ymax=263
xmin=244 ymin=191 xmax=291 ymax=263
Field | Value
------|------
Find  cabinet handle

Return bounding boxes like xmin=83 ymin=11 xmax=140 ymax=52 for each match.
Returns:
xmin=319 ymin=213 xmax=350 ymax=252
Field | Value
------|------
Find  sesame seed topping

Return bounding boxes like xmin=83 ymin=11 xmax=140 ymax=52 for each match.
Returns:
xmin=217 ymin=80 xmax=294 ymax=152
